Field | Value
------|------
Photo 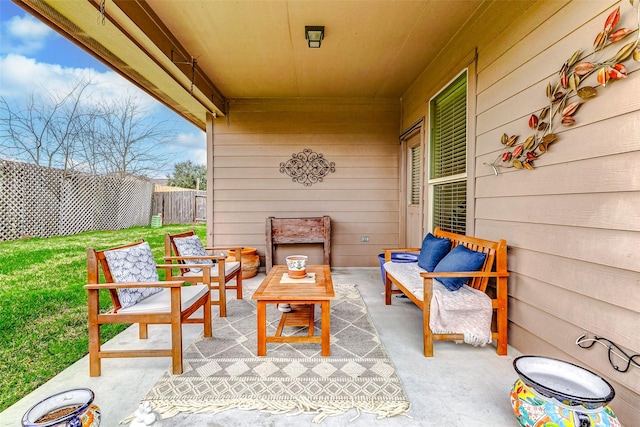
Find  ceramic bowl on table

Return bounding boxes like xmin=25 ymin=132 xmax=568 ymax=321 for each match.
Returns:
xmin=285 ymin=255 xmax=308 ymax=279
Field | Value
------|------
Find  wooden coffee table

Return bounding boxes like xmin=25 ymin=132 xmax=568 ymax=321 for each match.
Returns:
xmin=252 ymin=265 xmax=334 ymax=356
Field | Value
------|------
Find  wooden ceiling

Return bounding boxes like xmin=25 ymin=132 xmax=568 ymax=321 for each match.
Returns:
xmin=147 ymin=0 xmax=484 ymax=99
xmin=15 ymin=0 xmax=534 ymax=128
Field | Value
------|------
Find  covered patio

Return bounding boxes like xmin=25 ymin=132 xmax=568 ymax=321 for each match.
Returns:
xmin=2 ymin=268 xmax=522 ymax=426
xmin=8 ymin=0 xmax=640 ymax=425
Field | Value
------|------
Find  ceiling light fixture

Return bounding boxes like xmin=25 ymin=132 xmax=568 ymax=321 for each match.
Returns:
xmin=305 ymin=26 xmax=324 ymax=48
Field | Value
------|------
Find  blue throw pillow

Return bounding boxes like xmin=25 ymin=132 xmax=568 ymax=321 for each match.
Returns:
xmin=417 ymin=233 xmax=451 ymax=272
xmin=433 ymin=245 xmax=487 ymax=291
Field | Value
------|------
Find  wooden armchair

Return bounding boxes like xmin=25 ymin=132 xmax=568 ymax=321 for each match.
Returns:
xmin=86 ymin=240 xmax=212 ymax=377
xmin=164 ymin=230 xmax=243 ymax=318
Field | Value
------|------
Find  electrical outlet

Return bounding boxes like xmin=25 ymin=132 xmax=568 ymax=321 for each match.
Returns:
xmin=361 ymin=236 xmax=369 ymax=243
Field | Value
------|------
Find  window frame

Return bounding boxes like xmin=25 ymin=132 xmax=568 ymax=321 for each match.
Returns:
xmin=426 ymin=68 xmax=473 ymax=235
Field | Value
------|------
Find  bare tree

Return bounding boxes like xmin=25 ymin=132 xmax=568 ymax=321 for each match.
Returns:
xmin=91 ymin=94 xmax=173 ymax=178
xmin=75 ymin=112 xmax=104 ymax=176
xmin=0 ymin=77 xmax=176 ymax=178
xmin=0 ymin=78 xmax=93 ymax=172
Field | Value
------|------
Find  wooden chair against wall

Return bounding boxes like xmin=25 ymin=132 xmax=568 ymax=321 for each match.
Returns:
xmin=86 ymin=240 xmax=212 ymax=376
xmin=164 ymin=230 xmax=243 ymax=317
xmin=265 ymin=216 xmax=331 ymax=271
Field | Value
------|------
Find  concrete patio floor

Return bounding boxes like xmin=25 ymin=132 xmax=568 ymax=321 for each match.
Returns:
xmin=0 ymin=267 xmax=522 ymax=427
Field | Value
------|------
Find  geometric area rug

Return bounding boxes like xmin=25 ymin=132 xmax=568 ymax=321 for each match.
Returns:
xmin=133 ymin=283 xmax=411 ymax=423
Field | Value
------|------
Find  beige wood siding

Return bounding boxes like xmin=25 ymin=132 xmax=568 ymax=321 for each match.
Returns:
xmin=209 ymin=98 xmax=400 ymax=268
xmin=402 ymin=0 xmax=640 ymax=423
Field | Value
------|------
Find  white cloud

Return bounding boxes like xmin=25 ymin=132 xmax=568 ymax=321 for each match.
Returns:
xmin=3 ymin=15 xmax=53 ymax=55
xmin=0 ymin=54 xmax=63 ymax=97
xmin=169 ymin=132 xmax=207 ymax=165
xmin=8 ymin=15 xmax=51 ymax=38
xmin=0 ymin=54 xmax=158 ymax=110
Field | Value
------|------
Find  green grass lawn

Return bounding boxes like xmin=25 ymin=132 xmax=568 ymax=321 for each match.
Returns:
xmin=0 ymin=224 xmax=206 ymax=411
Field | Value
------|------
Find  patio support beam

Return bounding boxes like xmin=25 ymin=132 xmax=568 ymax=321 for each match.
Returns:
xmin=14 ymin=0 xmax=225 ymax=128
xmin=111 ymin=0 xmax=226 ymax=116
xmin=205 ymin=112 xmax=215 ymax=246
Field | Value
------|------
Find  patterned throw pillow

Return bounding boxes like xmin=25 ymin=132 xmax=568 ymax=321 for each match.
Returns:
xmin=173 ymin=235 xmax=213 ymax=274
xmin=104 ymin=242 xmax=162 ymax=309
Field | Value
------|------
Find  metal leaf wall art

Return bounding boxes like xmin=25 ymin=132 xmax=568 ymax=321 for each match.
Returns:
xmin=487 ymin=1 xmax=640 ymax=175
xmin=279 ymin=148 xmax=336 ymax=187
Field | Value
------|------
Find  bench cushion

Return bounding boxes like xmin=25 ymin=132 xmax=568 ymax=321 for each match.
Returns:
xmin=433 ymin=245 xmax=487 ymax=291
xmin=118 ymin=284 xmax=209 ymax=314
xmin=417 ymin=233 xmax=451 ymax=271
xmin=384 ymin=261 xmax=426 ymax=292
xmin=104 ymin=242 xmax=162 ymax=308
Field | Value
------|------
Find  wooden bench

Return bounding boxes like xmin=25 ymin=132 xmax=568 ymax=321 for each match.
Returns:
xmin=384 ymin=228 xmax=509 ymax=357
xmin=265 ymin=216 xmax=331 ymax=271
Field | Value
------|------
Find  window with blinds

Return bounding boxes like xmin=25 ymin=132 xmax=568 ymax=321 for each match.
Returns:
xmin=429 ymin=71 xmax=467 ymax=234
xmin=430 ymin=73 xmax=467 ymax=180
xmin=410 ymin=145 xmax=421 ymax=205
xmin=432 ymin=181 xmax=466 ymax=234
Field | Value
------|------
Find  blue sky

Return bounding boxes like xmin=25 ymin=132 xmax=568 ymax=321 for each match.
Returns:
xmin=0 ymin=1 xmax=206 ymax=177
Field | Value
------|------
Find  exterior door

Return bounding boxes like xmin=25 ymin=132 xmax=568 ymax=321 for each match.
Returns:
xmin=405 ymin=132 xmax=423 ymax=248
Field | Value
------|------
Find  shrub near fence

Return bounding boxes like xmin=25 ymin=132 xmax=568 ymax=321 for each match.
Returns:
xmin=0 ymin=159 xmax=154 ymax=242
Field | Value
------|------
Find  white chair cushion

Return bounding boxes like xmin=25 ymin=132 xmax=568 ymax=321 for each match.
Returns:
xmin=183 ymin=261 xmax=241 ymax=278
xmin=117 ymin=284 xmax=209 ymax=314
xmin=104 ymin=242 xmax=162 ymax=308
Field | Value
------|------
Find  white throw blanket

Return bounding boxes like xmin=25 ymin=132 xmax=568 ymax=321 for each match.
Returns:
xmin=384 ymin=261 xmax=492 ymax=346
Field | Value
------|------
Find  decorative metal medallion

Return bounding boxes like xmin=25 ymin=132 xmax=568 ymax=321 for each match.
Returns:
xmin=279 ymin=148 xmax=335 ymax=187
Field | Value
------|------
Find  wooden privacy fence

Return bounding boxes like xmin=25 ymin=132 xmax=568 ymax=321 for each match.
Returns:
xmin=0 ymin=159 xmax=154 ymax=242
xmin=151 ymin=188 xmax=206 ymax=224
